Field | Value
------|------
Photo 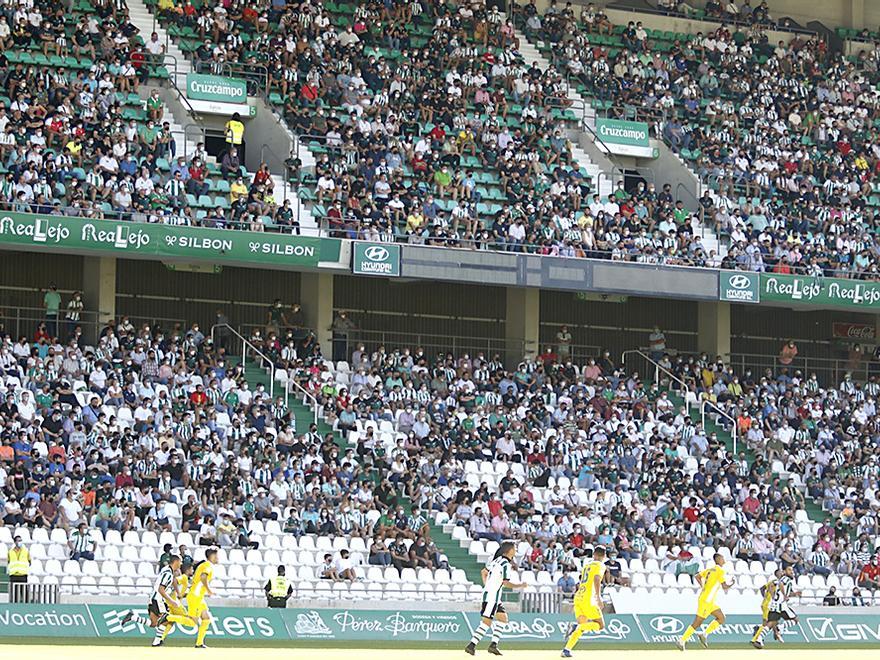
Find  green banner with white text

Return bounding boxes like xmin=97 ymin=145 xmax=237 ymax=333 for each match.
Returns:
xmin=1 ymin=604 xmax=880 ymax=647
xmin=0 ymin=213 xmax=341 ymax=268
xmin=760 ymin=272 xmax=880 ymax=310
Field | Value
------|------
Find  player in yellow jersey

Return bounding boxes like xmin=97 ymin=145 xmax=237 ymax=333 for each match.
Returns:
xmin=753 ymin=570 xmax=782 ymax=643
xmin=159 ymin=561 xmax=197 ymax=644
xmin=677 ymin=553 xmax=732 ymax=651
xmin=187 ymin=547 xmax=219 ymax=648
xmin=561 ymin=546 xmax=607 ymax=658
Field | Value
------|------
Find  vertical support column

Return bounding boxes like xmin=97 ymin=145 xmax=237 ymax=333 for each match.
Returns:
xmin=82 ymin=257 xmax=116 ymax=342
xmin=300 ymin=272 xmax=334 ymax=353
xmin=505 ymin=287 xmax=540 ymax=365
xmin=697 ymin=301 xmax=731 ymax=361
xmin=850 ymin=0 xmax=865 ymax=29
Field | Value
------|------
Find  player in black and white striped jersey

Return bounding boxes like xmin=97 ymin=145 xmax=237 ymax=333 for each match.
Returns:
xmin=120 ymin=554 xmax=195 ymax=646
xmin=751 ymin=565 xmax=800 ymax=649
xmin=465 ymin=542 xmax=526 ymax=657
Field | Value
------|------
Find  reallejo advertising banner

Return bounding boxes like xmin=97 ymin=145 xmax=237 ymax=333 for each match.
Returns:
xmin=0 ymin=213 xmax=341 ymax=268
xmin=761 ymin=273 xmax=880 ymax=310
xmin=1 ymin=605 xmax=880 ymax=647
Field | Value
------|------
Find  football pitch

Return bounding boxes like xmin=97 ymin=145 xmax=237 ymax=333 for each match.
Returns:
xmin=1 ymin=646 xmax=876 ymax=660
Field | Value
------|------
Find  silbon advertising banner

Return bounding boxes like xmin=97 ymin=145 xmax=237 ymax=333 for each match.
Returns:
xmin=760 ymin=273 xmax=880 ymax=310
xmin=595 ymin=118 xmax=654 ymax=158
xmin=352 ymin=242 xmax=400 ymax=277
xmin=0 ymin=213 xmax=336 ymax=268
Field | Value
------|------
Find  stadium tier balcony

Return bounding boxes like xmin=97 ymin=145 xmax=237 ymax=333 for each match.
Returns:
xmin=514 ymin=2 xmax=880 ymax=278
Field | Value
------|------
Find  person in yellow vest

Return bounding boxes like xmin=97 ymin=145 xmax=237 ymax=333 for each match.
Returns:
xmin=264 ymin=565 xmax=293 ymax=608
xmin=224 ymin=112 xmax=245 ymax=162
xmin=7 ymin=535 xmax=30 ymax=603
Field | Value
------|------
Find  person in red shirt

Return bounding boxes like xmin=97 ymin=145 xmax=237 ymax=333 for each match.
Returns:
xmin=742 ymin=488 xmax=761 ymax=518
xmin=186 ymin=158 xmax=209 ymax=196
xmin=189 ymin=385 xmax=207 ymax=407
xmin=683 ymin=497 xmax=700 ymax=524
xmin=858 ymin=558 xmax=880 ymax=590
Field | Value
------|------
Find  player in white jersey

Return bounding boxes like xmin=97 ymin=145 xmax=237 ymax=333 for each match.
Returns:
xmin=751 ymin=566 xmax=800 ymax=648
xmin=121 ymin=554 xmax=195 ymax=646
xmin=465 ymin=542 xmax=525 ymax=656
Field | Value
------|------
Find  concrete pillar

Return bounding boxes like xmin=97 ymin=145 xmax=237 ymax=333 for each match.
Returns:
xmin=850 ymin=0 xmax=865 ymax=29
xmin=300 ymin=272 xmax=334 ymax=351
xmin=82 ymin=257 xmax=116 ymax=340
xmin=505 ymin=287 xmax=540 ymax=364
xmin=697 ymin=301 xmax=731 ymax=361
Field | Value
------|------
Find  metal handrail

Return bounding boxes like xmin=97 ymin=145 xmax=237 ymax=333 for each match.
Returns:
xmin=622 ymin=349 xmax=742 ymax=453
xmin=621 ymin=349 xmax=691 ymax=411
xmin=210 ymin=322 xmax=275 ymax=401
xmin=287 ymin=377 xmax=319 ymax=427
xmin=700 ymin=398 xmax=739 ymax=455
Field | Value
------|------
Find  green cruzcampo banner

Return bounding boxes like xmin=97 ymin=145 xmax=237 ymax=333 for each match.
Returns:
xmin=595 ymin=118 xmax=653 ymax=158
xmin=0 ymin=213 xmax=341 ymax=268
xmin=186 ymin=73 xmax=248 ymax=104
xmin=352 ymin=242 xmax=400 ymax=277
xmin=760 ymin=273 xmax=880 ymax=310
xmin=2 ymin=605 xmax=880 ymax=647
xmin=719 ymin=271 xmax=760 ymax=303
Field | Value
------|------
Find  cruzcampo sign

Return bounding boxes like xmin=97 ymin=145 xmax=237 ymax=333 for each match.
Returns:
xmin=719 ymin=271 xmax=760 ymax=303
xmin=352 ymin=241 xmax=400 ymax=277
xmin=186 ymin=73 xmax=247 ymax=104
xmin=760 ymin=273 xmax=880 ymax=310
xmin=595 ymin=118 xmax=653 ymax=158
xmin=0 ymin=213 xmax=339 ymax=268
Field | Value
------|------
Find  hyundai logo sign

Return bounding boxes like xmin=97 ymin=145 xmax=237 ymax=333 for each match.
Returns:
xmin=650 ymin=616 xmax=684 ymax=634
xmin=728 ymin=275 xmax=750 ymax=289
xmin=364 ymin=246 xmax=389 ymax=261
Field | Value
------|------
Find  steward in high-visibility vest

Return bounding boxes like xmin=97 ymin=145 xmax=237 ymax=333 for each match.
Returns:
xmin=8 ymin=536 xmax=30 ymax=603
xmin=264 ymin=566 xmax=292 ymax=608
xmin=224 ymin=113 xmax=245 ymax=146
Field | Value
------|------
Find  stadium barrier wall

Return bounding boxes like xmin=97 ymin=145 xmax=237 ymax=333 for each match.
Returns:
xmin=3 ymin=604 xmax=880 ymax=646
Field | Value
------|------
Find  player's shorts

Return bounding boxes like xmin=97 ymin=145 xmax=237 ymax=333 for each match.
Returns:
xmin=148 ymin=595 xmax=168 ymax=618
xmin=573 ymin=594 xmax=603 ymax=621
xmin=761 ymin=600 xmax=771 ymax=621
xmin=480 ymin=600 xmax=505 ymax=619
xmin=186 ymin=596 xmax=207 ymax=618
xmin=767 ymin=606 xmax=796 ymax=623
xmin=697 ymin=599 xmax=721 ymax=618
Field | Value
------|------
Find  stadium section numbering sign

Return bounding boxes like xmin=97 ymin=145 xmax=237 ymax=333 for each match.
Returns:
xmin=0 ymin=213 xmax=339 ymax=268
xmin=719 ymin=271 xmax=760 ymax=303
xmin=760 ymin=273 xmax=880 ymax=310
xmin=352 ymin=242 xmax=400 ymax=277
xmin=594 ymin=118 xmax=654 ymax=158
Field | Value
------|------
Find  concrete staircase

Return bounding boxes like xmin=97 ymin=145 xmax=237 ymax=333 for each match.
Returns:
xmin=513 ymin=28 xmax=611 ymax=200
xmin=513 ymin=24 xmax=727 ymax=261
xmin=666 ymin=388 xmax=825 ymax=523
xmin=124 ymin=0 xmax=319 ymax=235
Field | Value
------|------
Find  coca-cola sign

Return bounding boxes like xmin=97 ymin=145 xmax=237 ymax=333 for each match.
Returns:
xmin=832 ymin=322 xmax=876 ymax=340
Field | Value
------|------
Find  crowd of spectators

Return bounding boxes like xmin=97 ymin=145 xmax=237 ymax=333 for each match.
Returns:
xmin=4 ymin=291 xmax=880 ymax=606
xmin=146 ymin=0 xmax=722 ymax=264
xmin=0 ymin=0 xmax=301 ymax=232
xmin=517 ymin=0 xmax=880 ymax=278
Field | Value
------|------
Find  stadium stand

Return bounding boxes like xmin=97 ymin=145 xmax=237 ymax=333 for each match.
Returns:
xmin=515 ymin=2 xmax=880 ymax=277
xmin=1 ymin=303 xmax=879 ymax=610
